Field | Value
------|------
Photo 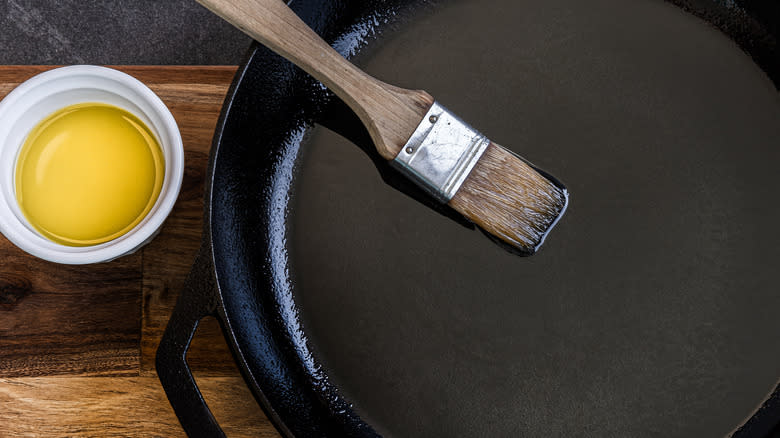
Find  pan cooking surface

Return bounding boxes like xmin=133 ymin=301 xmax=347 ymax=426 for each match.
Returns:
xmin=288 ymin=0 xmax=780 ymax=436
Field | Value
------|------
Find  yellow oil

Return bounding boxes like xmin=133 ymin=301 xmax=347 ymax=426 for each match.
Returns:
xmin=14 ymin=102 xmax=165 ymax=247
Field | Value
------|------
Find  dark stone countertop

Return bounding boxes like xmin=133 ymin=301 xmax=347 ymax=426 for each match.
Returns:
xmin=0 ymin=0 xmax=251 ymax=65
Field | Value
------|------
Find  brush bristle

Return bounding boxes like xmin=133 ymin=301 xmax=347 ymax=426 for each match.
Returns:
xmin=448 ymin=142 xmax=567 ymax=254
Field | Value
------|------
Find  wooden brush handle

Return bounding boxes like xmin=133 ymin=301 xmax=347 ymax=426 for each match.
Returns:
xmin=197 ymin=0 xmax=434 ymax=159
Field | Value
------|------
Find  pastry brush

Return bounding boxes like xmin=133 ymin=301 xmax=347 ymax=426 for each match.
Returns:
xmin=197 ymin=0 xmax=569 ymax=254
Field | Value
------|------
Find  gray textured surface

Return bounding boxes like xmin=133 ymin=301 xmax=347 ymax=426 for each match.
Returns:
xmin=0 ymin=0 xmax=251 ymax=64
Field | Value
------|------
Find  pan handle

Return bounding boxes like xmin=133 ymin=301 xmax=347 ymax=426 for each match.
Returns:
xmin=156 ymin=247 xmax=227 ymax=438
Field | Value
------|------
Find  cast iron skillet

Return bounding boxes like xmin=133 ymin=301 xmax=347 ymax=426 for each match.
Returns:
xmin=157 ymin=0 xmax=780 ymax=436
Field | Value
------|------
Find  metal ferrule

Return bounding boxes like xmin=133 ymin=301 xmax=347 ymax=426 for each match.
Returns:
xmin=390 ymin=101 xmax=490 ymax=203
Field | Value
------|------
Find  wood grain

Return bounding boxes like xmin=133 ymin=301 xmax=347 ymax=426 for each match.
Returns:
xmin=0 ymin=66 xmax=279 ymax=436
xmin=0 ymin=219 xmax=142 ymax=378
xmin=0 ymin=376 xmax=274 ymax=437
xmin=137 ymin=67 xmax=239 ymax=376
xmin=196 ymin=0 xmax=434 ymax=158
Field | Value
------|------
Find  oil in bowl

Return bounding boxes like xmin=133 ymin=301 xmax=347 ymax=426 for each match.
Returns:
xmin=14 ymin=102 xmax=164 ymax=247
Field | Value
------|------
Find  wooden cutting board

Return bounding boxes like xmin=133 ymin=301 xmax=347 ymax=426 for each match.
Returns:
xmin=0 ymin=66 xmax=280 ymax=437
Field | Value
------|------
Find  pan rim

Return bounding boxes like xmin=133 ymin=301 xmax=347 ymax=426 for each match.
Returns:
xmin=205 ymin=0 xmax=780 ymax=436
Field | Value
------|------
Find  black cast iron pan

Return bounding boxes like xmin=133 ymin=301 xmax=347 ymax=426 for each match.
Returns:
xmin=157 ymin=0 xmax=780 ymax=436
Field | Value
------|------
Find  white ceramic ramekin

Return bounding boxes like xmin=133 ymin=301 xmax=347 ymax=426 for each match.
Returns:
xmin=0 ymin=65 xmax=184 ymax=264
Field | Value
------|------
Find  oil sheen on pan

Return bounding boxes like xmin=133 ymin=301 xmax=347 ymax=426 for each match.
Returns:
xmin=288 ymin=0 xmax=780 ymax=436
